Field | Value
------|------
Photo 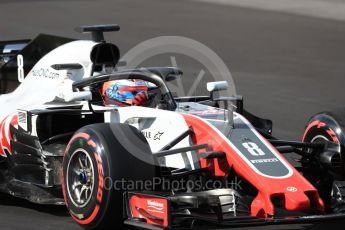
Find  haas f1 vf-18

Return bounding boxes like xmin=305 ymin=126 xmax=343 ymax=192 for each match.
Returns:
xmin=0 ymin=25 xmax=345 ymax=229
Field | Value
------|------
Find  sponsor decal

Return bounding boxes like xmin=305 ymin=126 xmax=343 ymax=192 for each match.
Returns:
xmin=251 ymin=158 xmax=279 ymax=164
xmin=95 ymin=153 xmax=104 ymax=203
xmin=142 ymin=131 xmax=152 ymax=139
xmin=130 ymin=195 xmax=169 ymax=227
xmin=31 ymin=68 xmax=61 ymax=80
xmin=286 ymin=186 xmax=298 ymax=192
xmin=326 ymin=128 xmax=340 ymax=144
xmin=153 ymin=131 xmax=164 ymax=140
xmin=147 ymin=200 xmax=165 ymax=214
xmin=142 ymin=131 xmax=164 ymax=141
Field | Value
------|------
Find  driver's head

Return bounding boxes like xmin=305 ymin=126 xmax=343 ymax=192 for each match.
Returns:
xmin=101 ymin=79 xmax=148 ymax=107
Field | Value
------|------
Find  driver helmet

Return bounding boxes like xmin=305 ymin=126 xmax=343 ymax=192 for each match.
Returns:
xmin=101 ymin=79 xmax=149 ymax=106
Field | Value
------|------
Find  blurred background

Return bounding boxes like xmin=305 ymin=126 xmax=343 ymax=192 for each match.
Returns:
xmin=0 ymin=0 xmax=345 ymax=229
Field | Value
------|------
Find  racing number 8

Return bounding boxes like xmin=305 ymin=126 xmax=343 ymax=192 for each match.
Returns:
xmin=242 ymin=142 xmax=265 ymax=156
xmin=17 ymin=54 xmax=24 ymax=82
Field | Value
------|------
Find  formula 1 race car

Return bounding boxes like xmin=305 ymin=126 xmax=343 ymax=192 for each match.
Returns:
xmin=0 ymin=25 xmax=345 ymax=230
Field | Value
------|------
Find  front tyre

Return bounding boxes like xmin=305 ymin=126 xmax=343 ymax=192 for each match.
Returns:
xmin=62 ymin=123 xmax=156 ymax=229
xmin=302 ymin=109 xmax=345 ymax=172
xmin=302 ymin=108 xmax=345 ymax=209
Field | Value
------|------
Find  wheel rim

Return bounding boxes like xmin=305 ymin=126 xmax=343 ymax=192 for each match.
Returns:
xmin=66 ymin=148 xmax=95 ymax=208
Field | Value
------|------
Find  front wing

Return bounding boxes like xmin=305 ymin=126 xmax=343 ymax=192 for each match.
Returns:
xmin=124 ymin=191 xmax=345 ymax=230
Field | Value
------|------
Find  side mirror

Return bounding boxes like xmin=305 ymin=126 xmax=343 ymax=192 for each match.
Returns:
xmin=64 ymin=91 xmax=92 ymax=102
xmin=207 ymin=81 xmax=228 ymax=92
xmin=207 ymin=81 xmax=228 ymax=100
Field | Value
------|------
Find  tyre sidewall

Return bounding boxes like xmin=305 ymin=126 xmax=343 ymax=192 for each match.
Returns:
xmin=303 ymin=113 xmax=345 ymax=148
xmin=62 ymin=130 xmax=111 ymax=229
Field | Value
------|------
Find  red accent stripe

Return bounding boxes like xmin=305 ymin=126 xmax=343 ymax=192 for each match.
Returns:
xmin=302 ymin=120 xmax=321 ymax=141
xmin=118 ymin=86 xmax=148 ymax=92
xmin=0 ymin=114 xmax=18 ymax=156
xmin=65 ymin=132 xmax=90 ymax=155
xmin=135 ymin=95 xmax=144 ymax=103
xmin=71 ymin=205 xmax=100 ymax=225
xmin=139 ymin=92 xmax=147 ymax=100
xmin=87 ymin=140 xmax=97 ymax=148
xmin=326 ymin=128 xmax=340 ymax=144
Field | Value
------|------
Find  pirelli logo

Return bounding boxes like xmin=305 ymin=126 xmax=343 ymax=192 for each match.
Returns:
xmin=251 ymin=158 xmax=279 ymax=164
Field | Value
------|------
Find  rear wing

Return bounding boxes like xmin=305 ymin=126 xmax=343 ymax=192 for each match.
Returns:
xmin=0 ymin=39 xmax=31 ymax=65
xmin=0 ymin=34 xmax=74 ymax=94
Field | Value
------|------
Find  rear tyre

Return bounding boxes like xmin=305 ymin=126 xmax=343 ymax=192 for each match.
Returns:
xmin=302 ymin=108 xmax=345 ymax=209
xmin=62 ymin=123 xmax=156 ymax=229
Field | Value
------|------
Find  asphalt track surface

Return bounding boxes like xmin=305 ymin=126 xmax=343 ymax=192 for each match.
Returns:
xmin=1 ymin=0 xmax=345 ymax=229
